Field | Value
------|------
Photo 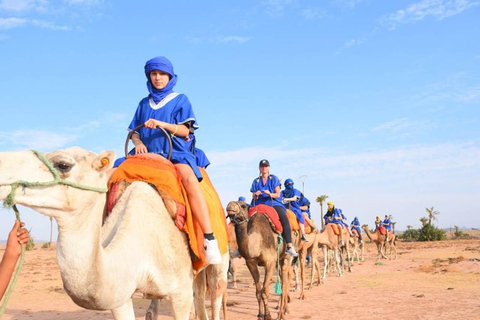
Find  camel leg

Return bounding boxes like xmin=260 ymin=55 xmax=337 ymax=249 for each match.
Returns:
xmin=111 ymin=299 xmax=135 ymax=320
xmin=146 ymin=300 xmax=159 ymax=320
xmin=322 ymin=246 xmax=328 ymax=279
xmin=206 ymin=253 xmax=229 ymax=320
xmin=299 ymin=249 xmax=307 ymax=300
xmin=193 ymin=268 xmax=208 ymax=320
xmin=334 ymin=248 xmax=343 ymax=277
xmin=278 ymin=256 xmax=293 ymax=320
xmin=262 ymin=261 xmax=277 ymax=320
xmin=245 ymin=260 xmax=265 ymax=319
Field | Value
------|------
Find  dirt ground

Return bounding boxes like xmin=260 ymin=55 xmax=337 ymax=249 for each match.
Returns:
xmin=1 ymin=236 xmax=480 ymax=320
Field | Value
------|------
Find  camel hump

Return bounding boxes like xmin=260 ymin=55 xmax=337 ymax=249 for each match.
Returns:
xmin=248 ymin=205 xmax=283 ymax=234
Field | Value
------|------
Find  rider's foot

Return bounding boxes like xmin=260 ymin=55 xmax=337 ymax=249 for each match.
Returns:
xmin=286 ymin=246 xmax=298 ymax=257
xmin=231 ymin=250 xmax=241 ymax=258
xmin=204 ymin=238 xmax=222 ymax=264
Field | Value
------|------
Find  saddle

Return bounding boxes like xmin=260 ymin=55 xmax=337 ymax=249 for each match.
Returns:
xmin=286 ymin=209 xmax=300 ymax=231
xmin=248 ymin=204 xmax=283 ymax=233
xmin=351 ymin=228 xmax=359 ymax=237
xmin=107 ymin=153 xmax=228 ymax=274
xmin=329 ymin=223 xmax=347 ymax=236
xmin=377 ymin=226 xmax=391 ymax=235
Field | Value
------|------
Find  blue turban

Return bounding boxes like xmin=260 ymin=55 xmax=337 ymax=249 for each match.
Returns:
xmin=144 ymin=56 xmax=178 ymax=104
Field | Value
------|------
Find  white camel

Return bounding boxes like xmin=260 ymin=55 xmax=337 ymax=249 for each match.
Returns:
xmin=0 ymin=147 xmax=228 ymax=320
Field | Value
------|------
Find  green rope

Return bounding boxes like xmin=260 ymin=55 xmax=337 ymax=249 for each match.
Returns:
xmin=0 ymin=150 xmax=108 ymax=316
xmin=274 ymin=234 xmax=283 ymax=295
xmin=0 ymin=205 xmax=25 ymax=317
xmin=3 ymin=149 xmax=108 ymax=208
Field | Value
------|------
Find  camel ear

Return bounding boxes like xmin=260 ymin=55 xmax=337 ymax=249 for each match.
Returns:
xmin=93 ymin=151 xmax=116 ymax=172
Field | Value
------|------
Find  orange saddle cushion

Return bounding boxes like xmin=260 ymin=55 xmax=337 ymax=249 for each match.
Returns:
xmin=287 ymin=209 xmax=300 ymax=231
xmin=108 ymin=153 xmax=228 ymax=275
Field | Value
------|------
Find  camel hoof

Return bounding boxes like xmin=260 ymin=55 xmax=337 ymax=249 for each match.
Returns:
xmin=145 ymin=311 xmax=154 ymax=320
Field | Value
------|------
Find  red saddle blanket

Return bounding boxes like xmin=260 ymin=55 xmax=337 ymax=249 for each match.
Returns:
xmin=377 ymin=226 xmax=393 ymax=235
xmin=351 ymin=228 xmax=359 ymax=237
xmin=107 ymin=153 xmax=228 ymax=274
xmin=248 ymin=204 xmax=283 ymax=233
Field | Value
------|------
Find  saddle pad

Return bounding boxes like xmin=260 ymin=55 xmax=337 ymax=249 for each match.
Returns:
xmin=329 ymin=224 xmax=346 ymax=236
xmin=248 ymin=204 xmax=283 ymax=233
xmin=351 ymin=228 xmax=359 ymax=237
xmin=108 ymin=153 xmax=228 ymax=275
xmin=287 ymin=209 xmax=300 ymax=231
xmin=377 ymin=226 xmax=387 ymax=235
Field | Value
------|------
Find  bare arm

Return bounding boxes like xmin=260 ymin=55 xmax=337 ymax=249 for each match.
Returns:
xmin=263 ymin=185 xmax=281 ymax=199
xmin=0 ymin=221 xmax=29 ymax=300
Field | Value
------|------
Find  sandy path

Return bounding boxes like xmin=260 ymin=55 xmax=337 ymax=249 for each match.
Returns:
xmin=1 ymin=239 xmax=479 ymax=319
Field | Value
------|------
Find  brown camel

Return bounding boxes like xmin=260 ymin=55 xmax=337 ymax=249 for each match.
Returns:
xmin=294 ymin=231 xmax=321 ymax=299
xmin=349 ymin=235 xmax=365 ymax=264
xmin=226 ymin=200 xmax=292 ymax=320
xmin=362 ymin=224 xmax=397 ymax=260
xmin=317 ymin=224 xmax=352 ymax=279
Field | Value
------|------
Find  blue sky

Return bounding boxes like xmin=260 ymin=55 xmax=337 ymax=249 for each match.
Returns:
xmin=1 ymin=0 xmax=479 ymax=241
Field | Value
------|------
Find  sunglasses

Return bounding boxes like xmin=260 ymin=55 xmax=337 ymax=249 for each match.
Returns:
xmin=286 ymin=183 xmax=293 ymax=186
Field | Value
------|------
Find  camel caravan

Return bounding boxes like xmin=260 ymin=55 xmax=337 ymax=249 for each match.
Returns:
xmin=0 ymin=147 xmax=397 ymax=320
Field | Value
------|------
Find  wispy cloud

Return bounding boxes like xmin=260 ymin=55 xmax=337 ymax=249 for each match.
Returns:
xmin=300 ymin=8 xmax=327 ymax=20
xmin=0 ymin=17 xmax=71 ymax=30
xmin=219 ymin=36 xmax=251 ymax=44
xmin=261 ymin=0 xmax=297 ymax=17
xmin=0 ymin=17 xmax=27 ymax=29
xmin=0 ymin=0 xmax=47 ymax=12
xmin=0 ymin=130 xmax=78 ymax=151
xmin=344 ymin=37 xmax=365 ymax=48
xmin=372 ymin=118 xmax=435 ymax=138
xmin=380 ymin=0 xmax=480 ymax=30
xmin=333 ymin=0 xmax=364 ymax=10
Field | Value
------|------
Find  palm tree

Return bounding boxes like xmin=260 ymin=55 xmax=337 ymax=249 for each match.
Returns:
xmin=420 ymin=217 xmax=428 ymax=226
xmin=426 ymin=206 xmax=440 ymax=224
xmin=316 ymin=195 xmax=328 ymax=228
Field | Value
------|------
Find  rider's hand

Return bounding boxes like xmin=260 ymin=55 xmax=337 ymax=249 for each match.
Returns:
xmin=135 ymin=144 xmax=148 ymax=154
xmin=144 ymin=119 xmax=163 ymax=129
xmin=263 ymin=190 xmax=271 ymax=196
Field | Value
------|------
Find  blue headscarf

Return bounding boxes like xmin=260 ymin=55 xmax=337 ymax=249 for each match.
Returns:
xmin=144 ymin=56 xmax=178 ymax=104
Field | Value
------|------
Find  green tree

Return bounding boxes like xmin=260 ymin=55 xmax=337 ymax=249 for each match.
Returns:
xmin=316 ymin=195 xmax=328 ymax=228
xmin=420 ymin=217 xmax=428 ymax=226
xmin=426 ymin=206 xmax=440 ymax=225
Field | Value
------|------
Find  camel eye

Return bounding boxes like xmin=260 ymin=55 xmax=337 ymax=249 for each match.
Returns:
xmin=55 ymin=162 xmax=73 ymax=173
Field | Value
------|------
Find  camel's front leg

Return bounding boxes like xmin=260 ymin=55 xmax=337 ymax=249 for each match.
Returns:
xmin=322 ymin=247 xmax=328 ymax=279
xmin=299 ymin=251 xmax=307 ymax=300
xmin=262 ymin=261 xmax=277 ymax=320
xmin=170 ymin=290 xmax=194 ymax=320
xmin=146 ymin=300 xmax=159 ymax=320
xmin=193 ymin=268 xmax=208 ymax=320
xmin=206 ymin=253 xmax=229 ymax=320
xmin=245 ymin=260 xmax=264 ymax=319
xmin=111 ymin=299 xmax=135 ymax=320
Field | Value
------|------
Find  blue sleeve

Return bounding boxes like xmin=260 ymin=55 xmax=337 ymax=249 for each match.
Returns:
xmin=250 ymin=178 xmax=258 ymax=193
xmin=128 ymin=99 xmax=146 ymax=131
xmin=174 ymin=94 xmax=198 ymax=129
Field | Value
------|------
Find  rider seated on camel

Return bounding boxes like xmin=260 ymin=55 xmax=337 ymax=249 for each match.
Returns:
xmin=350 ymin=216 xmax=363 ymax=244
xmin=382 ymin=215 xmax=393 ymax=242
xmin=375 ymin=216 xmax=382 ymax=229
xmin=281 ymin=178 xmax=308 ymax=242
xmin=299 ymin=196 xmax=317 ymax=232
xmin=325 ymin=201 xmax=348 ymax=245
xmin=250 ymin=159 xmax=298 ymax=257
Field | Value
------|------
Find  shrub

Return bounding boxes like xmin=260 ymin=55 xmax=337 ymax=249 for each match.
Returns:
xmin=25 ymin=231 xmax=35 ymax=251
xmin=418 ymin=223 xmax=446 ymax=241
xmin=400 ymin=227 xmax=420 ymax=241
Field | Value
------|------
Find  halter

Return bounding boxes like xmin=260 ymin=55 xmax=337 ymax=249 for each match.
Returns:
xmin=2 ymin=149 xmax=108 ymax=208
xmin=226 ymin=201 xmax=248 ymax=225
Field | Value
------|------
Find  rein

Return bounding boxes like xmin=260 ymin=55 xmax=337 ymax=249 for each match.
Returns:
xmin=2 ymin=149 xmax=108 ymax=208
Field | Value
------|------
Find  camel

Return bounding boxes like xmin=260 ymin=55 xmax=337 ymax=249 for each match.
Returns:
xmin=317 ymin=224 xmax=352 ymax=279
xmin=0 ymin=148 xmax=228 ymax=320
xmin=349 ymin=235 xmax=365 ymax=264
xmin=226 ymin=200 xmax=292 ymax=320
xmin=362 ymin=224 xmax=397 ymax=261
xmin=294 ymin=231 xmax=321 ymax=299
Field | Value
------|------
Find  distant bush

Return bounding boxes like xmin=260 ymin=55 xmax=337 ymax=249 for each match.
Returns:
xmin=41 ymin=242 xmax=51 ymax=249
xmin=25 ymin=231 xmax=35 ymax=251
xmin=418 ymin=223 xmax=446 ymax=241
xmin=399 ymin=226 xmax=420 ymax=241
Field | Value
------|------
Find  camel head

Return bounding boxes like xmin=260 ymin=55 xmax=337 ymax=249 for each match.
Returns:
xmin=225 ymin=200 xmax=249 ymax=224
xmin=0 ymin=147 xmax=115 ymax=220
xmin=361 ymin=224 xmax=369 ymax=230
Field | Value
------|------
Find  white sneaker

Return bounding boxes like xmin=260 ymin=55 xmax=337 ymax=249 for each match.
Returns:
xmin=204 ymin=239 xmax=222 ymax=264
xmin=285 ymin=247 xmax=298 ymax=257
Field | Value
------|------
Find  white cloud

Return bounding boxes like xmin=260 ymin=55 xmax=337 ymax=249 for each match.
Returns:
xmin=372 ymin=118 xmax=434 ymax=137
xmin=0 ymin=130 xmax=78 ymax=151
xmin=380 ymin=0 xmax=480 ymax=30
xmin=261 ymin=0 xmax=296 ymax=17
xmin=344 ymin=37 xmax=365 ymax=48
xmin=0 ymin=0 xmax=47 ymax=12
xmin=333 ymin=0 xmax=364 ymax=10
xmin=31 ymin=19 xmax=71 ymax=30
xmin=0 ymin=17 xmax=28 ymax=29
xmin=300 ymin=8 xmax=326 ymax=20
xmin=220 ymin=36 xmax=251 ymax=44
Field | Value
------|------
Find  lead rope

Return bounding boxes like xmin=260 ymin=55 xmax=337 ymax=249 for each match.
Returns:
xmin=274 ymin=234 xmax=283 ymax=295
xmin=0 ymin=150 xmax=109 ymax=316
xmin=0 ymin=205 xmax=25 ymax=317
